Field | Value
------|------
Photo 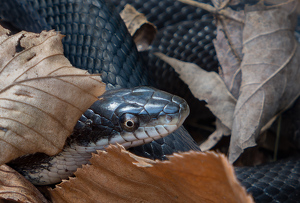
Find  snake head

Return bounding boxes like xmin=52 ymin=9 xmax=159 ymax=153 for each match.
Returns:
xmin=72 ymin=86 xmax=189 ymax=149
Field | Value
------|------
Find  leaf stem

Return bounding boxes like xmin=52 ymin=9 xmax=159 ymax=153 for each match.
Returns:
xmin=178 ymin=0 xmax=244 ymax=23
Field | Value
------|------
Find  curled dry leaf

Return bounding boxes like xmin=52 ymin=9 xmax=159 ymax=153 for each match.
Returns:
xmin=120 ymin=4 xmax=157 ymax=51
xmin=50 ymin=145 xmax=253 ymax=203
xmin=229 ymin=1 xmax=300 ymax=163
xmin=0 ymin=164 xmax=47 ymax=203
xmin=0 ymin=25 xmax=105 ymax=165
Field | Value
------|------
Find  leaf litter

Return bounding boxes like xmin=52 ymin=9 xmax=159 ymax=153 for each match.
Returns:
xmin=158 ymin=0 xmax=300 ymax=163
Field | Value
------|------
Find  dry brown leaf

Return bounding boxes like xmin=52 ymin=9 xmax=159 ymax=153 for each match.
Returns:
xmin=0 ymin=25 xmax=105 ymax=165
xmin=120 ymin=4 xmax=157 ymax=51
xmin=155 ymin=53 xmax=236 ymax=130
xmin=229 ymin=1 xmax=300 ymax=163
xmin=49 ymin=145 xmax=253 ymax=203
xmin=0 ymin=164 xmax=47 ymax=203
xmin=213 ymin=7 xmax=244 ymax=98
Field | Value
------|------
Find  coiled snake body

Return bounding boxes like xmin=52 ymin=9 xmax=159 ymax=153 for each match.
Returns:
xmin=0 ymin=0 xmax=300 ymax=202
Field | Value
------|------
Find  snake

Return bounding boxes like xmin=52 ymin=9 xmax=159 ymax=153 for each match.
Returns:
xmin=0 ymin=0 xmax=299 ymax=202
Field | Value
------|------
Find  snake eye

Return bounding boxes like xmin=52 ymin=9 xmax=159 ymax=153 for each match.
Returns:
xmin=119 ymin=113 xmax=139 ymax=132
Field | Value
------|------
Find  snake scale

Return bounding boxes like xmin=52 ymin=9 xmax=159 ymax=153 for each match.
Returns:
xmin=0 ymin=0 xmax=299 ymax=202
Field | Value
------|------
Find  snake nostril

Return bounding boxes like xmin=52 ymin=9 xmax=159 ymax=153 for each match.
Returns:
xmin=165 ymin=115 xmax=172 ymax=123
xmin=180 ymin=101 xmax=188 ymax=110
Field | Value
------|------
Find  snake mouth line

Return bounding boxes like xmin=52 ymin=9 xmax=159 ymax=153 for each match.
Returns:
xmin=92 ymin=124 xmax=179 ymax=150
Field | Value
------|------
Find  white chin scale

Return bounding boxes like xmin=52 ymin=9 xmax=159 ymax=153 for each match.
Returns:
xmin=112 ymin=124 xmax=178 ymax=148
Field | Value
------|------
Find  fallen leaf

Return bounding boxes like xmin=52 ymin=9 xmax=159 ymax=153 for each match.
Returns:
xmin=120 ymin=4 xmax=157 ymax=51
xmin=213 ymin=7 xmax=244 ymax=98
xmin=0 ymin=25 xmax=105 ymax=165
xmin=229 ymin=1 xmax=300 ymax=163
xmin=0 ymin=164 xmax=47 ymax=203
xmin=50 ymin=145 xmax=253 ymax=203
xmin=155 ymin=53 xmax=236 ymax=130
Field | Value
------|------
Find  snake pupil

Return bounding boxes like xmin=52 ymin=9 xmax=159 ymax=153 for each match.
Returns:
xmin=126 ymin=120 xmax=134 ymax=127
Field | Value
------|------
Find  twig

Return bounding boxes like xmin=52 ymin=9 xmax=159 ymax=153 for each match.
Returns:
xmin=178 ymin=0 xmax=244 ymax=24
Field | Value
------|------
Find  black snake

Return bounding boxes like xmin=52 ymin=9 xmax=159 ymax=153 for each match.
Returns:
xmin=0 ymin=0 xmax=299 ymax=202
